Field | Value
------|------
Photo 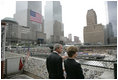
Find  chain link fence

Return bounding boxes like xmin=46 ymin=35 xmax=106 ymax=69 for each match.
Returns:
xmin=76 ymin=58 xmax=116 ymax=79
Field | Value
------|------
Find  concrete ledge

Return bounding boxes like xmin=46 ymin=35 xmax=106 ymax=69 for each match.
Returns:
xmin=23 ymin=71 xmax=43 ymax=79
xmin=5 ymin=73 xmax=33 ymax=79
xmin=5 ymin=72 xmax=22 ymax=78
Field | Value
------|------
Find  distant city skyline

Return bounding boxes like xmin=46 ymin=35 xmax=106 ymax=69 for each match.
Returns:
xmin=0 ymin=0 xmax=109 ymax=43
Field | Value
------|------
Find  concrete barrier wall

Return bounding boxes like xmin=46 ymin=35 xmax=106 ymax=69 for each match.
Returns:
xmin=24 ymin=57 xmax=48 ymax=79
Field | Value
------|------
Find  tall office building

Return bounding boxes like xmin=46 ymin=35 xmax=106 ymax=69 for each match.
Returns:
xmin=74 ymin=36 xmax=81 ymax=44
xmin=44 ymin=1 xmax=64 ymax=43
xmin=14 ymin=1 xmax=46 ymax=43
xmin=84 ymin=9 xmax=106 ymax=45
xmin=105 ymin=1 xmax=117 ymax=44
xmin=87 ymin=9 xmax=97 ymax=26
xmin=14 ymin=1 xmax=42 ymax=31
xmin=106 ymin=23 xmax=114 ymax=38
xmin=68 ymin=34 xmax=72 ymax=42
xmin=107 ymin=1 xmax=117 ymax=37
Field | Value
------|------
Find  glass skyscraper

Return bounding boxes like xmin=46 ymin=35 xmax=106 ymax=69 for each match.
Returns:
xmin=107 ymin=1 xmax=117 ymax=37
xmin=44 ymin=1 xmax=64 ymax=43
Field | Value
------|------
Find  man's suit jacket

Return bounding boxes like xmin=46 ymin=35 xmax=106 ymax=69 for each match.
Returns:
xmin=64 ymin=58 xmax=85 ymax=79
xmin=46 ymin=52 xmax=65 ymax=79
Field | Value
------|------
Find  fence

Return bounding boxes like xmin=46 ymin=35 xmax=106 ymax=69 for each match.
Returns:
xmin=4 ymin=47 xmax=117 ymax=79
xmin=24 ymin=53 xmax=117 ymax=79
xmin=77 ymin=58 xmax=117 ymax=79
xmin=4 ymin=52 xmax=117 ymax=79
xmin=3 ymin=52 xmax=25 ymax=78
xmin=6 ymin=47 xmax=51 ymax=55
xmin=3 ymin=57 xmax=24 ymax=78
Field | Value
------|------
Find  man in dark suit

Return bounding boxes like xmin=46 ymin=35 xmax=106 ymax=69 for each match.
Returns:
xmin=64 ymin=46 xmax=85 ymax=79
xmin=46 ymin=44 xmax=65 ymax=79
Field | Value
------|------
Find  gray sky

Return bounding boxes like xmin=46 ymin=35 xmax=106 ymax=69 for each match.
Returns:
xmin=0 ymin=0 xmax=109 ymax=43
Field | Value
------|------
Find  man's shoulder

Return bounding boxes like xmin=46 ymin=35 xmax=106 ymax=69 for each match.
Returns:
xmin=48 ymin=52 xmax=60 ymax=58
xmin=47 ymin=53 xmax=62 ymax=62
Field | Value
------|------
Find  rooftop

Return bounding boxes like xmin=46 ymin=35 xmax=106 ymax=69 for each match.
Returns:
xmin=1 ymin=17 xmax=18 ymax=24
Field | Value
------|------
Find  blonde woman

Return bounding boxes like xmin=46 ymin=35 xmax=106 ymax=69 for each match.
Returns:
xmin=64 ymin=46 xmax=84 ymax=79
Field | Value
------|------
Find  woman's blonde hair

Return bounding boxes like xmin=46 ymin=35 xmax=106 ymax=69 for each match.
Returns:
xmin=67 ymin=46 xmax=78 ymax=57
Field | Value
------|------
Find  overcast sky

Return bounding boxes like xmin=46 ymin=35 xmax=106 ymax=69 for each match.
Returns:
xmin=0 ymin=0 xmax=110 ymax=43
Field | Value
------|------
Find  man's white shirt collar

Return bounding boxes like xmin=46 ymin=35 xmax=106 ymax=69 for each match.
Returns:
xmin=53 ymin=51 xmax=58 ymax=54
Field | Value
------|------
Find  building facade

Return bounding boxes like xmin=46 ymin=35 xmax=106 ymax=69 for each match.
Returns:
xmin=84 ymin=9 xmax=106 ymax=45
xmin=14 ymin=1 xmax=46 ymax=44
xmin=44 ymin=1 xmax=64 ymax=43
xmin=74 ymin=36 xmax=81 ymax=44
xmin=86 ymin=9 xmax=97 ymax=26
xmin=107 ymin=1 xmax=117 ymax=37
xmin=106 ymin=1 xmax=117 ymax=44
xmin=68 ymin=34 xmax=72 ymax=42
xmin=1 ymin=18 xmax=20 ymax=45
